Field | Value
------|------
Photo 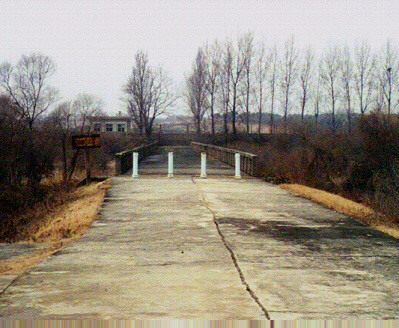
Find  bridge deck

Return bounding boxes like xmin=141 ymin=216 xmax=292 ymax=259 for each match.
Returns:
xmin=1 ymin=147 xmax=399 ymax=319
xmin=129 ymin=146 xmax=236 ymax=177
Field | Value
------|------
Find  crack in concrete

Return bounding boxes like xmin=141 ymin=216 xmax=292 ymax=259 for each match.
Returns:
xmin=0 ymin=274 xmax=21 ymax=296
xmin=191 ymin=178 xmax=270 ymax=320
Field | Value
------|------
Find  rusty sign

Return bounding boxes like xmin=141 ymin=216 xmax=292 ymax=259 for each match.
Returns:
xmin=72 ymin=134 xmax=101 ymax=149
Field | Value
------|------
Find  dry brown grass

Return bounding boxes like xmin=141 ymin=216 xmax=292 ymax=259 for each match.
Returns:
xmin=0 ymin=179 xmax=110 ymax=275
xmin=280 ymin=183 xmax=399 ymax=239
xmin=30 ymin=179 xmax=110 ymax=243
xmin=0 ymin=245 xmax=63 ymax=276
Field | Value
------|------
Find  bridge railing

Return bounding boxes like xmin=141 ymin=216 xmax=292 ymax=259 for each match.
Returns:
xmin=191 ymin=142 xmax=258 ymax=177
xmin=115 ymin=142 xmax=158 ymax=175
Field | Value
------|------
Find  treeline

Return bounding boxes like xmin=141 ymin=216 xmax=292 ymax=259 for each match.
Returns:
xmin=183 ymin=32 xmax=399 ymax=221
xmin=185 ymin=33 xmax=399 ymax=135
xmin=0 ymin=53 xmax=139 ymax=187
xmin=0 ymin=54 xmax=136 ymax=241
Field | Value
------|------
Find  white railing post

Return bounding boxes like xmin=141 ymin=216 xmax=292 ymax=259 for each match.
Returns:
xmin=168 ymin=151 xmax=174 ymax=178
xmin=200 ymin=152 xmax=207 ymax=178
xmin=132 ymin=152 xmax=139 ymax=178
xmin=235 ymin=153 xmax=241 ymax=179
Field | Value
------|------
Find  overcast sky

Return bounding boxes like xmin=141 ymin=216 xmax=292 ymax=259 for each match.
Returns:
xmin=1 ymin=0 xmax=399 ymax=115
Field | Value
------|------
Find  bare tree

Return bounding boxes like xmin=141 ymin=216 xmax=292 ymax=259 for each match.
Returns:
xmin=313 ymin=69 xmax=323 ymax=124
xmin=253 ymin=40 xmax=270 ymax=136
xmin=241 ymin=32 xmax=255 ymax=134
xmin=374 ymin=77 xmax=385 ymax=113
xmin=204 ymin=40 xmax=221 ymax=136
xmin=72 ymin=93 xmax=104 ymax=134
xmin=0 ymin=53 xmax=58 ymax=184
xmin=186 ymin=48 xmax=209 ymax=135
xmin=354 ymin=41 xmax=375 ymax=115
xmin=299 ymin=46 xmax=314 ymax=121
xmin=0 ymin=96 xmax=22 ymax=184
xmin=320 ymin=45 xmax=341 ymax=131
xmin=47 ymin=101 xmax=74 ymax=181
xmin=220 ymin=40 xmax=233 ymax=136
xmin=230 ymin=35 xmax=248 ymax=137
xmin=341 ymin=46 xmax=354 ymax=133
xmin=280 ymin=36 xmax=298 ymax=131
xmin=269 ymin=46 xmax=278 ymax=134
xmin=123 ymin=51 xmax=176 ymax=140
xmin=50 ymin=94 xmax=104 ymax=181
xmin=378 ymin=39 xmax=398 ymax=114
xmin=0 ymin=53 xmax=58 ymax=130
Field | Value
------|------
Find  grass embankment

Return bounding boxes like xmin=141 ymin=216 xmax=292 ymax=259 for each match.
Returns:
xmin=280 ymin=183 xmax=399 ymax=239
xmin=0 ymin=179 xmax=110 ymax=275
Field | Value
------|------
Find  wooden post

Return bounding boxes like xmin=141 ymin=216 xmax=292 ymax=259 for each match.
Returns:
xmin=85 ymin=149 xmax=91 ymax=185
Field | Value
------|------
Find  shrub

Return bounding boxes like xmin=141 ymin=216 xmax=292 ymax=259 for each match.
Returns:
xmin=229 ymin=114 xmax=399 ymax=222
xmin=351 ymin=113 xmax=399 ymax=220
xmin=0 ymin=182 xmax=74 ymax=242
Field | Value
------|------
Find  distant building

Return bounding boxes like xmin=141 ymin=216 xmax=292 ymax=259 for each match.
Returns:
xmin=87 ymin=112 xmax=133 ymax=133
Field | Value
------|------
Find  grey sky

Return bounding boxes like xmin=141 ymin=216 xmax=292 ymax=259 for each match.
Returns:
xmin=1 ymin=0 xmax=399 ymax=114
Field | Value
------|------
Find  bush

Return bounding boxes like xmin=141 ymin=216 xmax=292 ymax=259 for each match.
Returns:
xmin=0 ymin=97 xmax=57 ymax=185
xmin=229 ymin=115 xmax=399 ymax=222
xmin=0 ymin=182 xmax=74 ymax=242
xmin=352 ymin=114 xmax=399 ymax=219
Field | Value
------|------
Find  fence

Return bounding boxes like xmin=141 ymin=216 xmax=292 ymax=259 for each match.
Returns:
xmin=115 ymin=142 xmax=158 ymax=175
xmin=191 ymin=142 xmax=258 ymax=177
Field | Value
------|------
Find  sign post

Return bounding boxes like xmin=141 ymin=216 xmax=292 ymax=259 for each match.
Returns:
xmin=72 ymin=134 xmax=101 ymax=184
xmin=85 ymin=149 xmax=91 ymax=184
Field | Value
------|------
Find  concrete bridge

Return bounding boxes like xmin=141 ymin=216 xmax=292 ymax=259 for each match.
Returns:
xmin=1 ymin=146 xmax=399 ymax=319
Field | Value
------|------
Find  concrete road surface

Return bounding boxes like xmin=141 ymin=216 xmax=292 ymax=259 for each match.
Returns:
xmin=1 ymin=148 xmax=399 ymax=319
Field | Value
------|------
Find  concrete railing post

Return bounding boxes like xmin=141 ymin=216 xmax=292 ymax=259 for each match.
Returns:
xmin=200 ymin=152 xmax=207 ymax=178
xmin=190 ymin=141 xmax=258 ymax=177
xmin=235 ymin=153 xmax=241 ymax=179
xmin=168 ymin=151 xmax=174 ymax=178
xmin=132 ymin=152 xmax=139 ymax=178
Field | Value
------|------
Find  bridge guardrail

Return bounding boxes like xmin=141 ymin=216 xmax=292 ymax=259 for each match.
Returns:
xmin=191 ymin=142 xmax=258 ymax=177
xmin=115 ymin=142 xmax=158 ymax=175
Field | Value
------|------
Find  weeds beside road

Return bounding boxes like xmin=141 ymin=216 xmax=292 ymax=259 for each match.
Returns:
xmin=0 ymin=179 xmax=110 ymax=274
xmin=281 ymin=184 xmax=399 ymax=239
xmin=229 ymin=114 xmax=399 ymax=228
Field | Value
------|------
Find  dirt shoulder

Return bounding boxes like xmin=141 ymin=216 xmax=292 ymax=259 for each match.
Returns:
xmin=280 ymin=183 xmax=399 ymax=239
xmin=0 ymin=179 xmax=110 ymax=275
